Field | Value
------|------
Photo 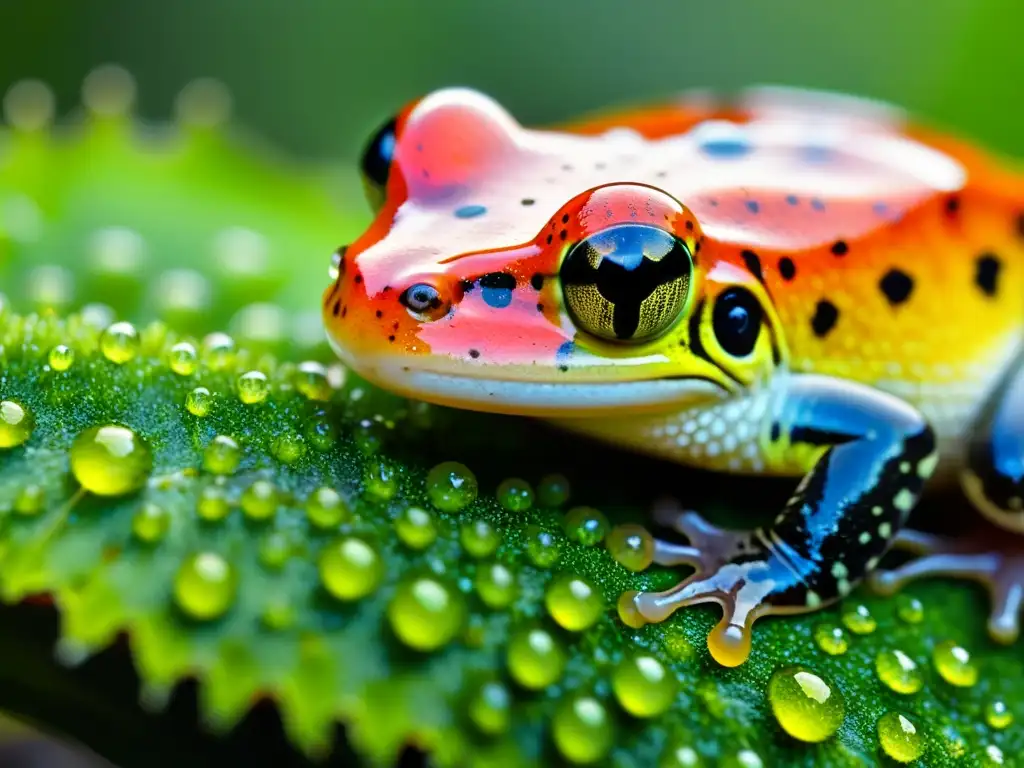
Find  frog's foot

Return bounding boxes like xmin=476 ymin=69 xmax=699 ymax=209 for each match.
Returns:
xmin=617 ymin=498 xmax=784 ymax=668
xmin=869 ymin=529 xmax=1024 ymax=644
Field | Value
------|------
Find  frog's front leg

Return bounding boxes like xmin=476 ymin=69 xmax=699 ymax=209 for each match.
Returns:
xmin=618 ymin=374 xmax=937 ymax=667
xmin=870 ymin=350 xmax=1024 ymax=644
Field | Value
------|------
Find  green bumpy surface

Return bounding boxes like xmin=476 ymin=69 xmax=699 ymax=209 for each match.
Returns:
xmin=0 ymin=70 xmax=1021 ymax=768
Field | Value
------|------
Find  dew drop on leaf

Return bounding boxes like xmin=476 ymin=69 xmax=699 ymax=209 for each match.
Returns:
xmin=659 ymin=741 xmax=704 ymax=767
xmin=426 ymin=461 xmax=478 ymax=512
xmin=896 ymin=594 xmax=924 ymax=624
xmin=606 ymin=524 xmax=654 ymax=571
xmin=174 ymin=552 xmax=237 ymax=621
xmin=466 ymin=680 xmax=511 ymax=736
xmin=295 ymin=360 xmax=332 ymax=401
xmin=875 ymin=649 xmax=923 ymax=694
xmin=168 ymin=341 xmax=198 ymax=375
xmin=877 ymin=711 xmax=924 ymax=763
xmin=305 ymin=487 xmax=350 ymax=529
xmin=70 ymin=424 xmax=152 ymax=496
xmin=551 ymin=694 xmax=612 ymax=765
xmin=475 ymin=562 xmax=517 ymax=609
xmin=537 ymin=472 xmax=570 ymax=507
xmin=240 ymin=479 xmax=278 ymax=521
xmin=841 ymin=603 xmax=876 ymax=634
xmin=132 ymin=502 xmax=171 ymax=543
xmin=545 ymin=573 xmax=604 ymax=631
xmin=611 ymin=654 xmax=676 ymax=717
xmin=363 ymin=457 xmax=399 ymax=501
xmin=985 ymin=699 xmax=1013 ymax=730
xmin=460 ymin=519 xmax=499 ymax=558
xmin=524 ymin=524 xmax=560 ymax=568
xmin=185 ymin=386 xmax=213 ymax=417
xmin=203 ymin=435 xmax=241 ymax=475
xmin=496 ymin=477 xmax=533 ymax=512
xmin=563 ymin=506 xmax=608 ymax=546
xmin=48 ymin=344 xmax=75 ymax=372
xmin=506 ymin=626 xmax=565 ymax=689
xmin=768 ymin=666 xmax=845 ymax=743
xmin=99 ymin=321 xmax=140 ymax=364
xmin=932 ymin=639 xmax=978 ymax=687
xmin=394 ymin=506 xmax=437 ymax=550
xmin=387 ymin=574 xmax=464 ymax=651
xmin=196 ymin=483 xmax=230 ymax=522
xmin=0 ymin=400 xmax=33 ymax=449
xmin=319 ymin=536 xmax=383 ymax=601
xmin=236 ymin=370 xmax=269 ymax=404
xmin=201 ymin=331 xmax=237 ymax=370
xmin=13 ymin=484 xmax=44 ymax=516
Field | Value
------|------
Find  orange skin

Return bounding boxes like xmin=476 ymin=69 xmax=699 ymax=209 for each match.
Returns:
xmin=324 ymin=86 xmax=1024 ymax=665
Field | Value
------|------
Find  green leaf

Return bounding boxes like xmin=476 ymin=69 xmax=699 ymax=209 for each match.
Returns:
xmin=0 ymin=72 xmax=1021 ymax=768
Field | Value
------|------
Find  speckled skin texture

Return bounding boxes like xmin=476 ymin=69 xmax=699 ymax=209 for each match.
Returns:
xmin=325 ymin=85 xmax=1024 ymax=665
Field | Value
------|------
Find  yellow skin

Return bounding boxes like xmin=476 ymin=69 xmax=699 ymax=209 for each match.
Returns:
xmin=325 ymin=85 xmax=1024 ymax=666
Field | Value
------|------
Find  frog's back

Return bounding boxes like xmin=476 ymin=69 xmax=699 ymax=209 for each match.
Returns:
xmin=574 ymin=86 xmax=1024 ymax=451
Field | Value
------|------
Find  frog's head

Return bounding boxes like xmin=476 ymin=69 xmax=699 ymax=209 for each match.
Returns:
xmin=323 ymin=88 xmax=784 ymax=417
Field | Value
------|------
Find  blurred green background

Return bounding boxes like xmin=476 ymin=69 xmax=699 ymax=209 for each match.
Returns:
xmin=1 ymin=1 xmax=1023 ymax=766
xmin=4 ymin=0 xmax=1023 ymax=165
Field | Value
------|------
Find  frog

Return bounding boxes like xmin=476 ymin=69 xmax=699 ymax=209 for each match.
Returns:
xmin=322 ymin=84 xmax=1024 ymax=667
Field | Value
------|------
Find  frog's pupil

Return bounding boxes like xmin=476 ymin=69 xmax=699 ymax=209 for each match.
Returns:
xmin=401 ymin=283 xmax=441 ymax=314
xmin=712 ymin=287 xmax=762 ymax=357
xmin=560 ymin=223 xmax=691 ymax=341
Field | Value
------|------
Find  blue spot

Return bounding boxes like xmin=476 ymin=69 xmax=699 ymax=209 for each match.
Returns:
xmin=555 ymin=341 xmax=575 ymax=371
xmin=478 ymin=271 xmax=516 ymax=309
xmin=454 ymin=204 xmax=487 ymax=219
xmin=786 ymin=195 xmax=799 ymax=206
xmin=810 ymin=198 xmax=826 ymax=212
xmin=746 ymin=200 xmax=760 ymax=214
xmin=800 ymin=145 xmax=833 ymax=164
xmin=700 ymin=138 xmax=751 ymax=159
xmin=482 ymin=287 xmax=512 ymax=308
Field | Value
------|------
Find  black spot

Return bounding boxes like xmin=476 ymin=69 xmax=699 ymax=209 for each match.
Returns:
xmin=655 ymin=170 xmax=667 ymax=178
xmin=811 ymin=300 xmax=839 ymax=338
xmin=388 ymin=335 xmax=396 ymax=342
xmin=1016 ymin=212 xmax=1024 ymax=238
xmin=479 ymin=272 xmax=517 ymax=308
xmin=740 ymin=249 xmax=764 ymax=283
xmin=778 ymin=257 xmax=796 ymax=281
xmin=375 ymin=310 xmax=383 ymax=319
xmin=469 ymin=349 xmax=480 ymax=359
xmin=546 ymin=234 xmax=553 ymax=245
xmin=536 ymin=303 xmax=544 ymax=312
xmin=562 ymin=164 xmax=573 ymax=172
xmin=382 ymin=285 xmax=391 ymax=293
xmin=975 ymin=253 xmax=1001 ymax=297
xmin=530 ymin=273 xmax=544 ymax=290
xmin=830 ymin=240 xmax=849 ymax=257
xmin=945 ymin=195 xmax=960 ymax=215
xmin=879 ymin=269 xmax=914 ymax=305
xmin=341 ymin=306 xmax=347 ymax=318
xmin=332 ymin=300 xmax=341 ymax=317
xmin=521 ymin=198 xmax=535 ymax=206
xmin=354 ymin=274 xmax=363 ymax=284
xmin=562 ymin=214 xmax=570 ymax=224
xmin=559 ymin=229 xmax=568 ymax=241
xmin=770 ymin=422 xmax=781 ymax=441
xmin=685 ymin=220 xmax=694 ymax=231
xmin=460 ymin=279 xmax=475 ymax=293
xmin=785 ymin=195 xmax=799 ymax=206
xmin=746 ymin=200 xmax=760 ymax=214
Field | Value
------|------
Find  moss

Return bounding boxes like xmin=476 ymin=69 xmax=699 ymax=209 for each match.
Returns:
xmin=0 ymin=70 xmax=1021 ymax=767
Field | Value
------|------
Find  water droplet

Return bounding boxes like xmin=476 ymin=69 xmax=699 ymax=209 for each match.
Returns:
xmin=982 ymin=745 xmax=1006 ymax=766
xmin=319 ymin=537 xmax=383 ymax=601
xmin=394 ymin=506 xmax=436 ymax=550
xmin=426 ymin=461 xmax=478 ymax=511
xmin=545 ymin=573 xmax=604 ymax=631
xmin=258 ymin=531 xmax=291 ymax=569
xmin=768 ymin=666 xmax=845 ymax=743
xmin=132 ymin=502 xmax=171 ymax=543
xmin=82 ymin=64 xmax=135 ymax=116
xmin=202 ymin=332 xmax=236 ymax=370
xmin=461 ymin=519 xmax=499 ymax=558
xmin=612 ymin=654 xmax=676 ymax=718
xmin=203 ymin=435 xmax=241 ymax=475
xmin=175 ymin=77 xmax=232 ymax=127
xmin=261 ymin=598 xmax=295 ymax=631
xmin=719 ymin=750 xmax=764 ymax=768
xmin=0 ymin=400 xmax=33 ymax=448
xmin=100 ymin=321 xmax=140 ymax=364
xmin=364 ymin=457 xmax=399 ymax=501
xmin=813 ymin=623 xmax=848 ymax=655
xmin=3 ymin=79 xmax=55 ymax=131
xmin=564 ymin=506 xmax=609 ymax=546
xmin=26 ymin=264 xmax=72 ymax=308
xmin=537 ymin=473 xmax=570 ymax=507
xmin=387 ymin=574 xmax=464 ymax=651
xmin=13 ymin=484 xmax=44 ymax=516
xmin=305 ymin=487 xmax=351 ymax=529
xmin=295 ymin=361 xmax=332 ymax=401
xmin=841 ymin=603 xmax=876 ymax=634
xmin=237 ymin=370 xmax=269 ymax=404
xmin=932 ymin=639 xmax=977 ymax=687
xmin=875 ymin=649 xmax=923 ymax=694
xmin=185 ymin=387 xmax=212 ymax=417
xmin=467 ymin=680 xmax=510 ymax=736
xmin=496 ymin=477 xmax=534 ymax=511
xmin=48 ymin=344 xmax=75 ymax=372
xmin=606 ymin=524 xmax=654 ymax=571
xmin=196 ymin=483 xmax=230 ymax=522
xmin=552 ymin=694 xmax=612 ymax=765
xmin=506 ymin=626 xmax=566 ymax=689
xmin=272 ymin=434 xmax=306 ymax=465
xmin=659 ymin=741 xmax=704 ymax=767
xmin=240 ymin=479 xmax=278 ymax=521
xmin=475 ymin=562 xmax=517 ymax=609
xmin=168 ymin=342 xmax=198 ymax=376
xmin=174 ymin=552 xmax=237 ymax=620
xmin=877 ymin=711 xmax=924 ymax=763
xmin=985 ymin=699 xmax=1013 ymax=730
xmin=306 ymin=411 xmax=337 ymax=451
xmin=70 ymin=424 xmax=152 ymax=496
xmin=524 ymin=524 xmax=560 ymax=567
xmin=896 ymin=594 xmax=924 ymax=624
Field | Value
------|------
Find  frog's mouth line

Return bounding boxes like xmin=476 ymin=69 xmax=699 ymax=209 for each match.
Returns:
xmin=329 ymin=338 xmax=729 ymax=416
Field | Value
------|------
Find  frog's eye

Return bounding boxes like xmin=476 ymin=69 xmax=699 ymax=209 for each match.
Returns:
xmin=711 ymin=287 xmax=763 ymax=357
xmin=360 ymin=116 xmax=398 ymax=211
xmin=560 ymin=223 xmax=692 ymax=342
xmin=399 ymin=282 xmax=449 ymax=322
